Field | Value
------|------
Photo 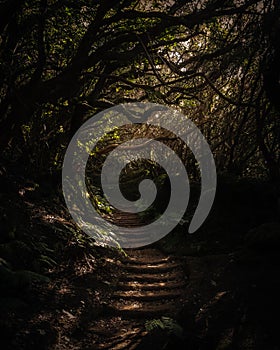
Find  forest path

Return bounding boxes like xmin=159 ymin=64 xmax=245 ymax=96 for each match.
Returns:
xmin=91 ymin=247 xmax=188 ymax=350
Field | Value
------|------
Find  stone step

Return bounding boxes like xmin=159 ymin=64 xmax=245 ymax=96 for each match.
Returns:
xmin=120 ymin=270 xmax=185 ymax=283
xmin=122 ymin=256 xmax=173 ymax=265
xmin=118 ymin=279 xmax=187 ymax=291
xmin=123 ymin=262 xmax=181 ymax=274
xmin=109 ymin=300 xmax=180 ymax=317
xmin=112 ymin=288 xmax=184 ymax=301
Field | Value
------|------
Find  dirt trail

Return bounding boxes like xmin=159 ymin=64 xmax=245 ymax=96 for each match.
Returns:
xmin=92 ymin=248 xmax=187 ymax=349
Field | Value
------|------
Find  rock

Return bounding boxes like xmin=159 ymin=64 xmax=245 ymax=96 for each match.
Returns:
xmin=0 ymin=240 xmax=33 ymax=267
xmin=0 ymin=264 xmax=50 ymax=296
xmin=244 ymin=222 xmax=280 ymax=251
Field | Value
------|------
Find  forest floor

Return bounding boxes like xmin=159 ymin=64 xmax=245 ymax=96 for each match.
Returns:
xmin=1 ymin=177 xmax=280 ymax=349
